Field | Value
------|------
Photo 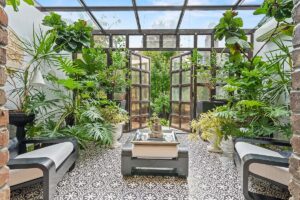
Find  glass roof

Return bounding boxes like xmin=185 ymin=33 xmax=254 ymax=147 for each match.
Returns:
xmin=139 ymin=11 xmax=181 ymax=29
xmin=180 ymin=11 xmax=223 ymax=29
xmin=85 ymin=0 xmax=133 ymax=6
xmin=35 ymin=0 xmax=263 ymax=32
xmin=36 ymin=0 xmax=81 ymax=6
xmin=188 ymin=0 xmax=235 ymax=5
xmin=93 ymin=11 xmax=138 ymax=29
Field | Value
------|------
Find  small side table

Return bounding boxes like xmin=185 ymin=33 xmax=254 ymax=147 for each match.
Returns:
xmin=121 ymin=132 xmax=189 ymax=177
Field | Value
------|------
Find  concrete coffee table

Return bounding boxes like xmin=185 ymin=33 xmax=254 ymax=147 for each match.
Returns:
xmin=121 ymin=130 xmax=189 ymax=177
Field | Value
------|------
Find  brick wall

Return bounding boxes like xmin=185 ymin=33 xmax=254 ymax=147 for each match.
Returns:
xmin=290 ymin=0 xmax=300 ymax=199
xmin=0 ymin=0 xmax=9 ymax=199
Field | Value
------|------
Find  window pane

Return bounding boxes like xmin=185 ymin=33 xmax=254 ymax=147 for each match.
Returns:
xmin=141 ymin=57 xmax=150 ymax=71
xmin=94 ymin=35 xmax=109 ymax=48
xmin=93 ymin=11 xmax=137 ymax=29
xmin=141 ymin=117 xmax=148 ymax=127
xmin=131 ymin=55 xmax=140 ymax=69
xmin=139 ymin=11 xmax=181 ymax=29
xmin=238 ymin=10 xmax=264 ymax=28
xmin=197 ymin=86 xmax=210 ymax=101
xmin=147 ymin=35 xmax=160 ymax=48
xmin=182 ymin=55 xmax=191 ymax=70
xmin=141 ymin=88 xmax=149 ymax=101
xmin=131 ymin=103 xmax=140 ymax=115
xmin=182 ymin=87 xmax=190 ymax=102
xmin=197 ymin=35 xmax=211 ymax=48
xmin=131 ymin=117 xmax=140 ymax=129
xmin=181 ymin=117 xmax=190 ymax=130
xmin=129 ymin=35 xmax=143 ymax=48
xmin=172 ymin=87 xmax=179 ymax=101
xmin=131 ymin=71 xmax=140 ymax=84
xmin=112 ymin=35 xmax=126 ymax=48
xmin=180 ymin=35 xmax=194 ymax=48
xmin=181 ymin=104 xmax=190 ymax=116
xmin=131 ymin=87 xmax=140 ymax=101
xmin=198 ymin=51 xmax=211 ymax=65
xmin=182 ymin=71 xmax=191 ymax=85
xmin=141 ymin=72 xmax=149 ymax=84
xmin=172 ymin=73 xmax=180 ymax=85
xmin=163 ymin=35 xmax=176 ymax=48
xmin=171 ymin=115 xmax=180 ymax=128
xmin=241 ymin=0 xmax=264 ymax=5
xmin=172 ymin=103 xmax=179 ymax=114
xmin=215 ymin=86 xmax=227 ymax=99
xmin=215 ymin=38 xmax=226 ymax=48
xmin=172 ymin=57 xmax=180 ymax=71
xmin=141 ymin=103 xmax=149 ymax=115
xmin=197 ymin=70 xmax=211 ymax=83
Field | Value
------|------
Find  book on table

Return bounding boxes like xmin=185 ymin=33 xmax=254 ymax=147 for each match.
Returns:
xmin=131 ymin=130 xmax=179 ymax=159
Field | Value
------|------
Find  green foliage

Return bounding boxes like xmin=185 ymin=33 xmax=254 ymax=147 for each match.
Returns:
xmin=212 ymin=4 xmax=293 ymax=139
xmin=254 ymin=0 xmax=293 ymax=22
xmin=7 ymin=0 xmax=34 ymax=11
xmin=99 ymin=102 xmax=129 ymax=124
xmin=43 ymin=13 xmax=93 ymax=53
xmin=143 ymin=51 xmax=176 ymax=118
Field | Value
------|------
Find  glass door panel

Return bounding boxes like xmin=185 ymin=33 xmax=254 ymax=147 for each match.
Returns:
xmin=129 ymin=53 xmax=151 ymax=130
xmin=170 ymin=53 xmax=193 ymax=131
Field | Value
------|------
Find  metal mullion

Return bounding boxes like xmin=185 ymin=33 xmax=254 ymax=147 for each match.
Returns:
xmin=176 ymin=0 xmax=188 ymax=33
xmin=132 ymin=0 xmax=142 ymax=33
xmin=77 ymin=0 xmax=106 ymax=33
xmin=233 ymin=0 xmax=244 ymax=10
xmin=159 ymin=34 xmax=163 ymax=49
xmin=36 ymin=5 xmax=261 ymax=12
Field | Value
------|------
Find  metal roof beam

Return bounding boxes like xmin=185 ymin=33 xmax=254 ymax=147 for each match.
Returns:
xmin=36 ymin=5 xmax=261 ymax=12
xmin=92 ymin=28 xmax=256 ymax=35
xmin=132 ymin=0 xmax=142 ymax=33
xmin=176 ymin=0 xmax=188 ymax=33
xmin=77 ymin=0 xmax=106 ymax=33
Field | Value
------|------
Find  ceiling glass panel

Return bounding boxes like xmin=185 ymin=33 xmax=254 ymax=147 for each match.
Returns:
xmin=136 ymin=0 xmax=184 ymax=5
xmin=180 ymin=11 xmax=223 ymax=29
xmin=188 ymin=0 xmax=235 ymax=5
xmin=241 ymin=0 xmax=264 ymax=5
xmin=93 ymin=11 xmax=137 ymax=29
xmin=36 ymin=0 xmax=80 ymax=6
xmin=54 ymin=12 xmax=97 ymax=28
xmin=139 ymin=11 xmax=181 ymax=29
xmin=85 ymin=0 xmax=133 ymax=6
xmin=238 ymin=10 xmax=264 ymax=28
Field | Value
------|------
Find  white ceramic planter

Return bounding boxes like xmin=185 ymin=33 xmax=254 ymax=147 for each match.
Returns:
xmin=207 ymin=134 xmax=223 ymax=153
xmin=111 ymin=122 xmax=124 ymax=148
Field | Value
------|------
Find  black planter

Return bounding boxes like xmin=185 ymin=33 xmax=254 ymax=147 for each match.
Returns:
xmin=9 ymin=111 xmax=35 ymax=153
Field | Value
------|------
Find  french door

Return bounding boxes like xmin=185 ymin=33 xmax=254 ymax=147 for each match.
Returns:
xmin=128 ymin=52 xmax=151 ymax=131
xmin=170 ymin=53 xmax=194 ymax=131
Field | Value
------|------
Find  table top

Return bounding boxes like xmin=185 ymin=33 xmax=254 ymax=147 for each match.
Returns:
xmin=131 ymin=129 xmax=180 ymax=145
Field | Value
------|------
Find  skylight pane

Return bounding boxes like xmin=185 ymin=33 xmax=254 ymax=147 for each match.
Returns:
xmin=54 ymin=12 xmax=97 ymax=28
xmin=241 ymin=0 xmax=264 ymax=5
xmin=139 ymin=11 xmax=181 ymax=29
xmin=188 ymin=0 xmax=234 ymax=5
xmin=136 ymin=0 xmax=184 ymax=5
xmin=238 ymin=10 xmax=264 ymax=28
xmin=85 ymin=0 xmax=132 ymax=6
xmin=36 ymin=0 xmax=80 ymax=6
xmin=93 ymin=11 xmax=137 ymax=29
xmin=180 ymin=11 xmax=223 ymax=29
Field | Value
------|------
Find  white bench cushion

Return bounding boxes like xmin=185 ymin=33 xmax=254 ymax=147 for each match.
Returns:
xmin=9 ymin=142 xmax=74 ymax=186
xmin=235 ymin=141 xmax=290 ymax=186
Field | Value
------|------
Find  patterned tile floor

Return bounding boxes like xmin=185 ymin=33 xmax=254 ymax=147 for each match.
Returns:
xmin=11 ymin=132 xmax=290 ymax=200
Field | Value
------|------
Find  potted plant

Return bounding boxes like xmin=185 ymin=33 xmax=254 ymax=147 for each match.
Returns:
xmin=6 ymin=29 xmax=58 ymax=146
xmin=100 ymin=103 xmax=129 ymax=148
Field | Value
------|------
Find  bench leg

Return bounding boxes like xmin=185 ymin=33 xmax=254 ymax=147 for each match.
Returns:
xmin=43 ymin=166 xmax=56 ymax=200
xmin=121 ymin=156 xmax=132 ymax=175
xmin=177 ymin=157 xmax=189 ymax=177
xmin=242 ymin=163 xmax=254 ymax=200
